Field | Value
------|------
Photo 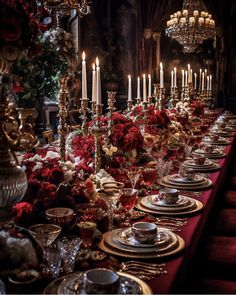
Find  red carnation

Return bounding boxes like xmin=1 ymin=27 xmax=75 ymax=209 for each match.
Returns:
xmin=49 ymin=166 xmax=64 ymax=184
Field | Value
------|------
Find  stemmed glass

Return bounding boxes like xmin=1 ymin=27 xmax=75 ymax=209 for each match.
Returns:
xmin=28 ymin=224 xmax=61 ymax=271
xmin=142 ymin=167 xmax=158 ymax=195
xmin=125 ymin=166 xmax=141 ymax=189
xmin=57 ymin=236 xmax=82 ymax=274
xmin=119 ymin=188 xmax=138 ymax=226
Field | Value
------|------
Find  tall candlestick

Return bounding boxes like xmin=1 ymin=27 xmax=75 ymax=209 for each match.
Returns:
xmin=137 ymin=77 xmax=141 ymax=99
xmin=174 ymin=67 xmax=177 ymax=87
xmin=92 ymin=63 xmax=97 ymax=102
xmin=128 ymin=75 xmax=132 ymax=101
xmin=199 ymin=68 xmax=202 ymax=90
xmin=185 ymin=70 xmax=188 ymax=87
xmin=143 ymin=74 xmax=147 ymax=102
xmin=148 ymin=74 xmax=151 ymax=97
xmin=194 ymin=73 xmax=197 ymax=89
xmin=209 ymin=75 xmax=212 ymax=91
xmin=204 ymin=69 xmax=207 ymax=89
xmin=171 ymin=70 xmax=174 ymax=87
xmin=160 ymin=62 xmax=164 ymax=88
xmin=207 ymin=76 xmax=209 ymax=91
xmin=182 ymin=69 xmax=185 ymax=87
xmin=201 ymin=72 xmax=205 ymax=91
xmin=96 ymin=57 xmax=101 ymax=105
xmin=82 ymin=51 xmax=87 ymax=99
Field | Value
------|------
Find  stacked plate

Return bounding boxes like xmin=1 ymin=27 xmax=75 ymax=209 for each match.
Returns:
xmin=98 ymin=226 xmax=185 ymax=259
xmin=43 ymin=272 xmax=152 ymax=295
xmin=209 ymin=129 xmax=234 ymax=137
xmin=182 ymin=158 xmax=220 ymax=172
xmin=192 ymin=148 xmax=226 ymax=159
xmin=203 ymin=136 xmax=230 ymax=145
xmin=159 ymin=174 xmax=212 ymax=190
xmin=136 ymin=194 xmax=203 ymax=216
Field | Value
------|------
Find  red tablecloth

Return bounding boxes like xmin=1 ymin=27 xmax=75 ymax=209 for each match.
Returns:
xmin=147 ymin=137 xmax=236 ymax=294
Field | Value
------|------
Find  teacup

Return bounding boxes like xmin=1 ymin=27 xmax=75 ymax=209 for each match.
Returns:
xmin=83 ymin=268 xmax=119 ymax=294
xmin=203 ymin=145 xmax=214 ymax=153
xmin=179 ymin=166 xmax=195 ymax=180
xmin=209 ymin=134 xmax=219 ymax=142
xmin=193 ymin=155 xmax=206 ymax=165
xmin=131 ymin=222 xmax=157 ymax=244
xmin=159 ymin=188 xmax=179 ymax=204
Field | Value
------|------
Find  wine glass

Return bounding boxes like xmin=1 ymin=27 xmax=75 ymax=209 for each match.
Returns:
xmin=119 ymin=188 xmax=138 ymax=226
xmin=77 ymin=221 xmax=96 ymax=252
xmin=142 ymin=167 xmax=158 ymax=195
xmin=125 ymin=166 xmax=141 ymax=189
xmin=28 ymin=224 xmax=61 ymax=271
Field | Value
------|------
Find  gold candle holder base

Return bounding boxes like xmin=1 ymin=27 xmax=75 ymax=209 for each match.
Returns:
xmin=80 ymin=98 xmax=89 ymax=136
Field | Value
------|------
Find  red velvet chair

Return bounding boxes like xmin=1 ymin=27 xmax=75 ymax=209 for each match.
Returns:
xmin=202 ymin=236 xmax=236 ymax=280
xmin=214 ymin=209 xmax=236 ymax=235
xmin=224 ymin=190 xmax=236 ymax=207
xmin=201 ymin=279 xmax=236 ymax=294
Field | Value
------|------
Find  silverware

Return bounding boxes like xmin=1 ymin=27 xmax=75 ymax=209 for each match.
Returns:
xmin=121 ymin=261 xmax=165 ymax=268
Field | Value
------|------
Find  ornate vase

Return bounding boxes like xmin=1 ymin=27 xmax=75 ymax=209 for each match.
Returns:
xmin=0 ymin=76 xmax=28 ymax=216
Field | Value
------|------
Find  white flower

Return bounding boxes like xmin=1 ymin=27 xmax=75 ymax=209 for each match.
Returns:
xmin=44 ymin=151 xmax=60 ymax=159
xmin=33 ymin=162 xmax=43 ymax=171
xmin=60 ymin=160 xmax=75 ymax=171
xmin=64 ymin=170 xmax=74 ymax=183
xmin=28 ymin=154 xmax=43 ymax=162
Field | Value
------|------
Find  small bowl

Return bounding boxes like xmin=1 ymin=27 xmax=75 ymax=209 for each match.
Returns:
xmin=209 ymin=134 xmax=219 ymax=142
xmin=8 ymin=270 xmax=40 ymax=285
xmin=203 ymin=145 xmax=214 ymax=153
xmin=45 ymin=207 xmax=75 ymax=227
xmin=159 ymin=188 xmax=179 ymax=204
xmin=179 ymin=167 xmax=195 ymax=180
xmin=131 ymin=222 xmax=157 ymax=244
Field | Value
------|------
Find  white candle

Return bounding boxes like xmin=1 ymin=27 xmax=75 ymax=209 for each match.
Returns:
xmin=190 ymin=69 xmax=193 ymax=83
xmin=82 ymin=51 xmax=87 ymax=99
xmin=96 ymin=57 xmax=101 ymax=105
xmin=187 ymin=64 xmax=191 ymax=83
xmin=185 ymin=70 xmax=188 ymax=86
xmin=143 ymin=74 xmax=147 ymax=102
xmin=194 ymin=73 xmax=197 ymax=89
xmin=209 ymin=75 xmax=212 ymax=91
xmin=182 ymin=69 xmax=185 ymax=87
xmin=174 ymin=67 xmax=177 ymax=87
xmin=204 ymin=69 xmax=207 ymax=88
xmin=137 ymin=77 xmax=141 ymax=99
xmin=199 ymin=68 xmax=202 ymax=89
xmin=171 ymin=70 xmax=174 ymax=87
xmin=207 ymin=76 xmax=209 ymax=91
xmin=160 ymin=62 xmax=164 ymax=88
xmin=148 ymin=74 xmax=151 ymax=97
xmin=202 ymin=72 xmax=205 ymax=91
xmin=92 ymin=63 xmax=96 ymax=102
xmin=128 ymin=75 xmax=132 ymax=101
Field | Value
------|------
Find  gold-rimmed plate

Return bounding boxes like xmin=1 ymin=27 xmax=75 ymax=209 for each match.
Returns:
xmin=44 ymin=272 xmax=153 ymax=295
xmin=162 ymin=175 xmax=209 ymax=187
xmin=103 ymin=228 xmax=178 ymax=254
xmin=160 ymin=177 xmax=212 ymax=190
xmin=192 ymin=149 xmax=226 ymax=159
xmin=135 ymin=198 xmax=203 ymax=216
xmin=116 ymin=227 xmax=171 ymax=248
xmin=98 ymin=231 xmax=185 ymax=259
xmin=182 ymin=160 xmax=220 ymax=172
xmin=148 ymin=195 xmax=190 ymax=208
xmin=141 ymin=196 xmax=195 ymax=212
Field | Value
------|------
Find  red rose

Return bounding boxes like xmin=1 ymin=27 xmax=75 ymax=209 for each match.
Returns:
xmin=13 ymin=202 xmax=33 ymax=220
xmin=49 ymin=166 xmax=64 ymax=184
xmin=85 ymin=178 xmax=94 ymax=194
xmin=113 ymin=123 xmax=124 ymax=132
xmin=112 ymin=131 xmax=124 ymax=147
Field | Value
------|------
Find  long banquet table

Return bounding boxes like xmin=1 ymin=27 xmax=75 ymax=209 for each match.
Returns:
xmin=144 ymin=135 xmax=236 ymax=294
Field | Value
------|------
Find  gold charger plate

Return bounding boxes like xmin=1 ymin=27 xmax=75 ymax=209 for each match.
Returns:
xmin=165 ymin=174 xmax=205 ymax=185
xmin=160 ymin=178 xmax=213 ymax=190
xmin=44 ymin=272 xmax=152 ymax=295
xmin=98 ymin=231 xmax=185 ymax=259
xmin=135 ymin=198 xmax=203 ymax=216
xmin=104 ymin=228 xmax=178 ymax=253
xmin=192 ymin=150 xmax=226 ymax=159
xmin=182 ymin=161 xmax=220 ymax=172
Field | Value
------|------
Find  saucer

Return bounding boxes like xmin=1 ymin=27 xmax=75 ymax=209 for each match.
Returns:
xmin=150 ymin=195 xmax=189 ymax=207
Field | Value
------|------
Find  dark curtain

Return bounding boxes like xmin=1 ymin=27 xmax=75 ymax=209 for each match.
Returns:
xmin=136 ymin=0 xmax=175 ymax=76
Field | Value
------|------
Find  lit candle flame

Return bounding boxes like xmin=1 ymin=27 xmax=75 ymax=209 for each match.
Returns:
xmin=92 ymin=63 xmax=95 ymax=71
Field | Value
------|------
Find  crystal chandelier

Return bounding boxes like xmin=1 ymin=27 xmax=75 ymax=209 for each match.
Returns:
xmin=165 ymin=0 xmax=216 ymax=53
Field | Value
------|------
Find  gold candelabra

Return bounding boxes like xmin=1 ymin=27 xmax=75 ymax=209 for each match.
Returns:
xmin=57 ymin=77 xmax=68 ymax=162
xmin=170 ymin=86 xmax=179 ymax=108
xmin=80 ymin=98 xmax=89 ymax=136
xmin=91 ymin=101 xmax=96 ymax=114
xmin=158 ymin=87 xmax=165 ymax=110
xmin=107 ymin=91 xmax=116 ymax=136
xmin=181 ymin=85 xmax=190 ymax=104
xmin=127 ymin=99 xmax=133 ymax=111
xmin=89 ymin=104 xmax=105 ymax=174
